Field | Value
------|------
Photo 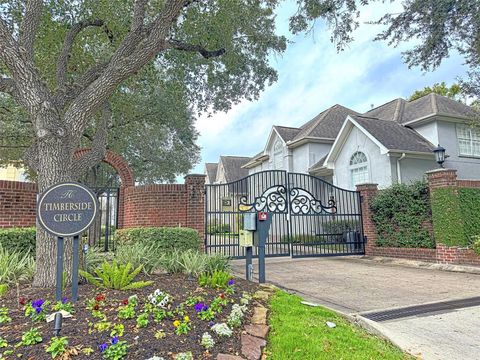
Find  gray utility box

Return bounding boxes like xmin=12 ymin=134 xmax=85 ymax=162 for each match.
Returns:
xmin=243 ymin=213 xmax=257 ymax=231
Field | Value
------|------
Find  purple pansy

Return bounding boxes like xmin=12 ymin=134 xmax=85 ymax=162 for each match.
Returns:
xmin=61 ymin=297 xmax=68 ymax=304
xmin=31 ymin=299 xmax=45 ymax=308
xmin=99 ymin=343 xmax=108 ymax=352
xmin=111 ymin=336 xmax=119 ymax=345
xmin=35 ymin=307 xmax=42 ymax=314
xmin=194 ymin=302 xmax=208 ymax=313
xmin=208 ymin=321 xmax=215 ymax=327
xmin=228 ymin=279 xmax=235 ymax=286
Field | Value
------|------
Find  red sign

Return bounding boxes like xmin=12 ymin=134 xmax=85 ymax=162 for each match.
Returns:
xmin=258 ymin=212 xmax=268 ymax=221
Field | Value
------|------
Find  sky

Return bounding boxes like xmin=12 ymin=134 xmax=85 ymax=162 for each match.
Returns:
xmin=189 ymin=1 xmax=468 ymax=178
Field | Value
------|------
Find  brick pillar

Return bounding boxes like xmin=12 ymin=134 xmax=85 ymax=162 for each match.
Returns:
xmin=185 ymin=174 xmax=206 ymax=241
xmin=426 ymin=168 xmax=457 ymax=189
xmin=356 ymin=183 xmax=378 ymax=255
xmin=117 ymin=186 xmax=126 ymax=228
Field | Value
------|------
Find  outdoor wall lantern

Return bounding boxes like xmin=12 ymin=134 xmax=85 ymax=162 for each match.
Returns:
xmin=433 ymin=144 xmax=446 ymax=168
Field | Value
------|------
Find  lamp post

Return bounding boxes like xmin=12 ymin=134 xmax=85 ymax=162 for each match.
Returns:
xmin=433 ymin=145 xmax=446 ymax=168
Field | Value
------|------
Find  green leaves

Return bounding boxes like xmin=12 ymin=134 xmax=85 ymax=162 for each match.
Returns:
xmin=79 ymin=260 xmax=153 ymax=291
xmin=370 ymin=181 xmax=435 ymax=249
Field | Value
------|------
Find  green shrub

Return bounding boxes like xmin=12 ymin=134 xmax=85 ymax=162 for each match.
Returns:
xmin=158 ymin=250 xmax=184 ymax=274
xmin=79 ymin=260 xmax=153 ymax=290
xmin=323 ymin=219 xmax=360 ymax=234
xmin=207 ymin=220 xmax=231 ymax=234
xmin=370 ymin=181 xmax=435 ymax=248
xmin=177 ymin=250 xmax=207 ymax=277
xmin=0 ymin=245 xmax=35 ymax=284
xmin=84 ymin=247 xmax=113 ymax=272
xmin=115 ymin=227 xmax=201 ymax=252
xmin=458 ymin=188 xmax=480 ymax=245
xmin=471 ymin=235 xmax=480 ymax=255
xmin=114 ymin=242 xmax=162 ymax=274
xmin=198 ymin=270 xmax=232 ymax=289
xmin=204 ymin=253 xmax=231 ymax=274
xmin=0 ymin=227 xmax=36 ymax=256
xmin=0 ymin=284 xmax=7 ymax=297
xmin=430 ymin=187 xmax=467 ymax=247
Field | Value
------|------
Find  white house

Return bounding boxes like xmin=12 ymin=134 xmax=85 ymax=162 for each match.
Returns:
xmin=204 ymin=156 xmax=250 ymax=184
xmin=240 ymin=93 xmax=479 ymax=190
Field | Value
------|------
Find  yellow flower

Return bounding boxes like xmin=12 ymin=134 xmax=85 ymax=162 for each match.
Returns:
xmin=183 ymin=316 xmax=190 ymax=322
xmin=173 ymin=320 xmax=181 ymax=327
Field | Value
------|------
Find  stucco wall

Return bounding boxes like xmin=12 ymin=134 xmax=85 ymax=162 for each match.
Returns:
xmin=437 ymin=121 xmax=480 ymax=179
xmin=412 ymin=121 xmax=439 ymax=146
xmin=395 ymin=157 xmax=436 ymax=185
xmin=333 ymin=127 xmax=393 ymax=190
xmin=292 ymin=144 xmax=308 ymax=173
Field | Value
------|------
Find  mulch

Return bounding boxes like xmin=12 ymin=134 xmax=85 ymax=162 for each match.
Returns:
xmin=0 ymin=274 xmax=259 ymax=359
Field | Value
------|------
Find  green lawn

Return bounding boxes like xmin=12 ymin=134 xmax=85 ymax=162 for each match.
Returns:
xmin=265 ymin=291 xmax=413 ymax=360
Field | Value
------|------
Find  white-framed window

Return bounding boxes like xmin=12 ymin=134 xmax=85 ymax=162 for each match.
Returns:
xmin=457 ymin=124 xmax=480 ymax=157
xmin=274 ymin=140 xmax=283 ymax=169
xmin=350 ymin=151 xmax=369 ymax=186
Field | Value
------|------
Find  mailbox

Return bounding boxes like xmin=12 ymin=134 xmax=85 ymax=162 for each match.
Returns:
xmin=243 ymin=213 xmax=257 ymax=231
xmin=239 ymin=230 xmax=254 ymax=247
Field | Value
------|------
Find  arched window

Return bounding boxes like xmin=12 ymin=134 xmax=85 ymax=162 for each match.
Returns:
xmin=274 ymin=140 xmax=283 ymax=169
xmin=350 ymin=151 xmax=369 ymax=186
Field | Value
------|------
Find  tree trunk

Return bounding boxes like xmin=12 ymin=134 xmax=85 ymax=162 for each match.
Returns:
xmin=33 ymin=134 xmax=75 ymax=288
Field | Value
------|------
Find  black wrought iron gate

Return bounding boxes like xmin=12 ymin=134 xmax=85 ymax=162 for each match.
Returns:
xmin=205 ymin=170 xmax=365 ymax=258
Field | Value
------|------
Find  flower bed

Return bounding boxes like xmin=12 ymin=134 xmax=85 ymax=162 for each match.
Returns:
xmin=0 ymin=274 xmax=258 ymax=359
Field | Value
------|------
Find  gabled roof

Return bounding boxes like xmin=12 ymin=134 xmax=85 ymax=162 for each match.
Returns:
xmin=308 ymin=155 xmax=328 ymax=172
xmin=291 ymin=104 xmax=360 ymax=142
xmin=273 ymin=125 xmax=301 ymax=142
xmin=219 ymin=156 xmax=251 ymax=183
xmin=351 ymin=115 xmax=435 ymax=153
xmin=365 ymin=93 xmax=478 ymax=124
xmin=205 ymin=163 xmax=218 ymax=183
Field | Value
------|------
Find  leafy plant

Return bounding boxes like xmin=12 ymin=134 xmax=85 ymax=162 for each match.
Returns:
xmin=204 ymin=254 xmax=231 ymax=274
xmin=0 ymin=244 xmax=36 ymax=284
xmin=0 ymin=336 xmax=7 ymax=348
xmin=100 ymin=337 xmax=128 ymax=360
xmin=20 ymin=328 xmax=42 ymax=346
xmin=370 ymin=181 xmax=435 ymax=248
xmin=0 ymin=227 xmax=36 ymax=256
xmin=173 ymin=316 xmax=191 ymax=335
xmin=52 ymin=298 xmax=74 ymax=314
xmin=45 ymin=337 xmax=68 ymax=359
xmin=114 ymin=242 xmax=162 ymax=274
xmin=175 ymin=352 xmax=193 ymax=360
xmin=85 ymin=246 xmax=112 ymax=272
xmin=472 ymin=235 xmax=480 ymax=256
xmin=110 ymin=324 xmax=124 ymax=338
xmin=211 ymin=323 xmax=232 ymax=337
xmin=177 ymin=250 xmax=207 ymax=278
xmin=201 ymin=332 xmax=215 ymax=350
xmin=0 ymin=283 xmax=7 ymax=297
xmin=79 ymin=261 xmax=153 ymax=290
xmin=0 ymin=307 xmax=11 ymax=324
xmin=25 ymin=299 xmax=49 ymax=322
xmin=136 ymin=313 xmax=149 ymax=328
xmin=198 ymin=271 xmax=232 ymax=289
xmin=158 ymin=250 xmax=183 ymax=274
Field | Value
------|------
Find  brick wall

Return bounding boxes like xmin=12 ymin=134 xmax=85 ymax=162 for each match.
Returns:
xmin=368 ymin=246 xmax=437 ymax=262
xmin=123 ymin=175 xmax=206 ymax=237
xmin=356 ymin=183 xmax=378 ymax=256
xmin=0 ymin=180 xmax=37 ymax=228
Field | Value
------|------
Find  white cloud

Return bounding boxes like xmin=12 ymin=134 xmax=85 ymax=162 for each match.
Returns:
xmin=189 ymin=0 xmax=467 ymax=177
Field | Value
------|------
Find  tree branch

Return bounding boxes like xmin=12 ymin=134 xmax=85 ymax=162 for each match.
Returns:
xmin=166 ymin=39 xmax=226 ymax=58
xmin=56 ymin=19 xmax=105 ymax=91
xmin=72 ymin=102 xmax=110 ymax=179
xmin=19 ymin=0 xmax=43 ymax=60
xmin=132 ymin=0 xmax=149 ymax=31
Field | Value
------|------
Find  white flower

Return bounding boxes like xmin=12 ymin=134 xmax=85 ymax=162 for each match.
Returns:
xmin=201 ymin=332 xmax=215 ymax=350
xmin=211 ymin=323 xmax=233 ymax=337
xmin=154 ymin=289 xmax=162 ymax=296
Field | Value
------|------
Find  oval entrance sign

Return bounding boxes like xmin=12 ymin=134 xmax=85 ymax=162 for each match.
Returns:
xmin=37 ymin=182 xmax=99 ymax=237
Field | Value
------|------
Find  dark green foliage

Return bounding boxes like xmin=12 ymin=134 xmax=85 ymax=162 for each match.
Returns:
xmin=370 ymin=182 xmax=435 ymax=248
xmin=115 ymin=227 xmax=201 ymax=252
xmin=430 ymin=188 xmax=467 ymax=247
xmin=79 ymin=261 xmax=153 ymax=291
xmin=0 ymin=227 xmax=36 ymax=256
xmin=458 ymin=188 xmax=480 ymax=244
xmin=207 ymin=220 xmax=231 ymax=234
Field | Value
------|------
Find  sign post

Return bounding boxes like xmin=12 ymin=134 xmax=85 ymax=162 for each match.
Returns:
xmin=37 ymin=182 xmax=98 ymax=302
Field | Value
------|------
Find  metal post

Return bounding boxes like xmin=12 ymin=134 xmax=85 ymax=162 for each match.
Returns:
xmin=104 ymin=191 xmax=110 ymax=251
xmin=245 ymin=246 xmax=253 ymax=281
xmin=257 ymin=213 xmax=272 ymax=284
xmin=55 ymin=237 xmax=64 ymax=302
xmin=71 ymin=235 xmax=80 ymax=301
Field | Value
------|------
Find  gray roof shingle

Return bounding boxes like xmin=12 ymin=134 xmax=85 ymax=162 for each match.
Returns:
xmin=220 ymin=156 xmax=251 ymax=183
xmin=273 ymin=125 xmax=301 ymax=142
xmin=351 ymin=115 xmax=435 ymax=153
xmin=293 ymin=104 xmax=360 ymax=141
xmin=205 ymin=163 xmax=218 ymax=183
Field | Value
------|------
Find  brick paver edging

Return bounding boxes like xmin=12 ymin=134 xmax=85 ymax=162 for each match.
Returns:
xmin=217 ymin=284 xmax=277 ymax=360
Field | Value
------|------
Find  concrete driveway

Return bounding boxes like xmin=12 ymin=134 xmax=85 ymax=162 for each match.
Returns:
xmin=232 ymin=256 xmax=480 ymax=360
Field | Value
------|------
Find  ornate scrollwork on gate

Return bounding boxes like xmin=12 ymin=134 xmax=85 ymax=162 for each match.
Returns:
xmin=238 ymin=185 xmax=287 ymax=213
xmin=289 ymin=188 xmax=337 ymax=215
